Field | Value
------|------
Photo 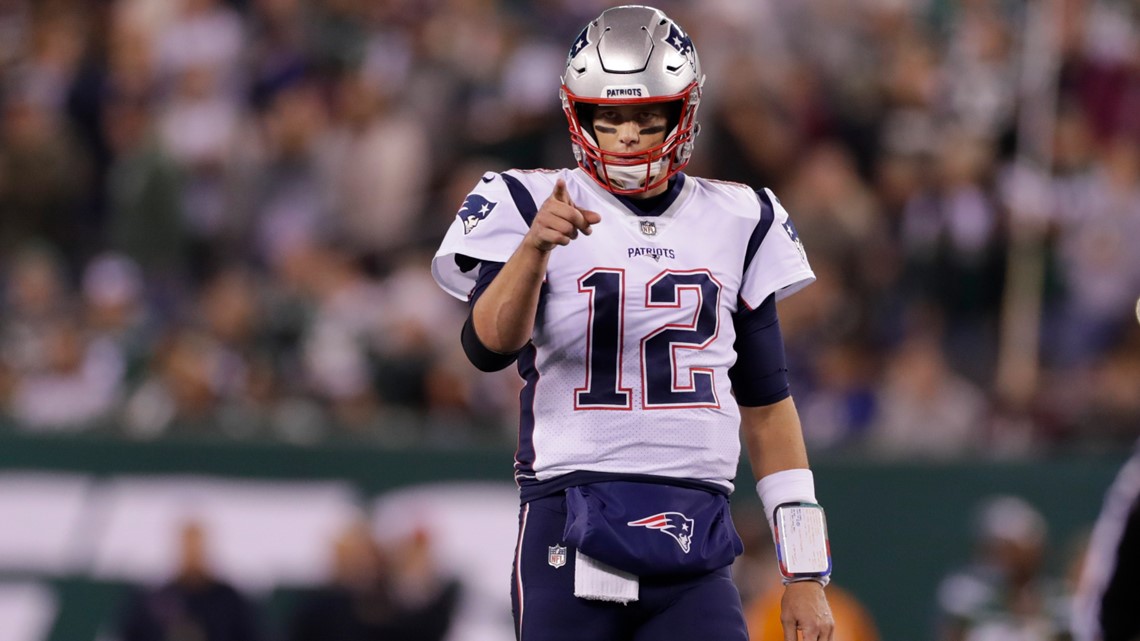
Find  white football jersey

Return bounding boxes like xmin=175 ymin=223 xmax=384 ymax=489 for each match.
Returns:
xmin=432 ymin=168 xmax=814 ymax=492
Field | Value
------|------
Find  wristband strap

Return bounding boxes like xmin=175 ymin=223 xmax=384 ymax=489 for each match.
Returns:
xmin=787 ymin=576 xmax=830 ymax=587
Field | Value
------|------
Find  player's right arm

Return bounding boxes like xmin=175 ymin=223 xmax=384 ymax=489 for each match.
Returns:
xmin=471 ymin=179 xmax=601 ymax=353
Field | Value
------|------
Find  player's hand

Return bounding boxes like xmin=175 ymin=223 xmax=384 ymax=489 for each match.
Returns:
xmin=526 ymin=179 xmax=601 ymax=253
xmin=780 ymin=580 xmax=834 ymax=641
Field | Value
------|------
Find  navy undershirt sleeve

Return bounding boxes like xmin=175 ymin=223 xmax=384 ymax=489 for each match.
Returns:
xmin=468 ymin=259 xmax=504 ymax=304
xmin=460 ymin=260 xmax=520 ymax=372
xmin=728 ymin=294 xmax=791 ymax=406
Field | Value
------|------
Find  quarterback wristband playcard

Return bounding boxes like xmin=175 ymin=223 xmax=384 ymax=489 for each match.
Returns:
xmin=773 ymin=502 xmax=832 ymax=579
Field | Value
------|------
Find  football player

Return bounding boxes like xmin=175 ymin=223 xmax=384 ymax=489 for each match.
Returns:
xmin=432 ymin=5 xmax=835 ymax=640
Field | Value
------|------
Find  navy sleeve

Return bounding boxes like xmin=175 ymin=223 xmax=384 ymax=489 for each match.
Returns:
xmin=460 ymin=260 xmax=520 ymax=372
xmin=728 ymin=294 xmax=791 ymax=406
xmin=468 ymin=259 xmax=503 ymax=305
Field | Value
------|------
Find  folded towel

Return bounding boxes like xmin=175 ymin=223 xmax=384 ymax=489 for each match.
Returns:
xmin=573 ymin=550 xmax=639 ymax=604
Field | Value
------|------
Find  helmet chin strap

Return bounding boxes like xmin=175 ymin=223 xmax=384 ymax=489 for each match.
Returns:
xmin=598 ymin=159 xmax=665 ymax=191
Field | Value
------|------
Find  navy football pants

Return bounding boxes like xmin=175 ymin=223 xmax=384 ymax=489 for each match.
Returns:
xmin=511 ymin=494 xmax=749 ymax=641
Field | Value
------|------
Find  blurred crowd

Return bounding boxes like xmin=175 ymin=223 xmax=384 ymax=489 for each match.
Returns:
xmin=115 ymin=518 xmax=461 ymax=641
xmin=0 ymin=0 xmax=1137 ymax=454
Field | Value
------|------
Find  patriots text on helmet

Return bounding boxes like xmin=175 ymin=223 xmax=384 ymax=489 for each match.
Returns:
xmin=606 ymin=87 xmax=644 ymax=98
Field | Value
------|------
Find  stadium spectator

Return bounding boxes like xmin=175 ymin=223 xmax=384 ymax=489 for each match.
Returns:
xmin=116 ymin=520 xmax=264 ymax=641
xmin=119 ymin=327 xmax=235 ymax=438
xmin=102 ymin=88 xmax=189 ymax=288
xmin=8 ymin=315 xmax=124 ymax=431
xmin=288 ymin=519 xmax=460 ymax=641
xmin=0 ymin=77 xmax=90 ymax=267
xmin=0 ymin=244 xmax=73 ymax=379
xmin=1051 ymin=137 xmax=1140 ymax=366
xmin=81 ymin=252 xmax=153 ymax=378
xmin=324 ymin=65 xmax=432 ymax=260
xmin=935 ymin=495 xmax=1072 ymax=641
xmin=868 ymin=332 xmax=989 ymax=459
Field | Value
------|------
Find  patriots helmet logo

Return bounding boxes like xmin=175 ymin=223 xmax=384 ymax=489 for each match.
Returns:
xmin=458 ymin=194 xmax=497 ymax=234
xmin=627 ymin=512 xmax=694 ymax=553
xmin=665 ymin=22 xmax=696 ymax=71
xmin=568 ymin=27 xmax=589 ymax=61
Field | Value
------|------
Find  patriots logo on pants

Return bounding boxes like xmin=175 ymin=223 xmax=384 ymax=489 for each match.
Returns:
xmin=627 ymin=512 xmax=694 ymax=553
xmin=458 ymin=195 xmax=497 ymax=234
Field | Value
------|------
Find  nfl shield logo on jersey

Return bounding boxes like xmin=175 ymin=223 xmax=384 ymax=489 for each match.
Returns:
xmin=639 ymin=220 xmax=657 ymax=236
xmin=548 ymin=544 xmax=567 ymax=568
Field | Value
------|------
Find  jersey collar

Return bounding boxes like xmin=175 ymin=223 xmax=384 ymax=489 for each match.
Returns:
xmin=574 ymin=169 xmax=690 ymax=221
xmin=613 ymin=173 xmax=686 ymax=217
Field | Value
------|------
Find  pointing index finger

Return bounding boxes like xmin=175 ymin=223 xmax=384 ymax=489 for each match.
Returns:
xmin=552 ymin=179 xmax=572 ymax=205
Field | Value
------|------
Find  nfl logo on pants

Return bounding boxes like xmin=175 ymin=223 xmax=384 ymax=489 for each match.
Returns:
xmin=548 ymin=544 xmax=567 ymax=568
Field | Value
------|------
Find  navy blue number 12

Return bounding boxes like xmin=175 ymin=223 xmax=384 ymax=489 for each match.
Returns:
xmin=576 ymin=269 xmax=721 ymax=410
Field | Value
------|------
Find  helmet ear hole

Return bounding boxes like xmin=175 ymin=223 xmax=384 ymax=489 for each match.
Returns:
xmin=664 ymin=100 xmax=683 ymax=137
xmin=574 ymin=103 xmax=595 ymax=132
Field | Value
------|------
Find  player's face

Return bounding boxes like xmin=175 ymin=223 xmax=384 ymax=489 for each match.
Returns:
xmin=592 ymin=104 xmax=669 ymax=157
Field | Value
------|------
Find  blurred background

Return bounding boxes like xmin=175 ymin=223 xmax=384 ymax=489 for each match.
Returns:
xmin=0 ymin=0 xmax=1137 ymax=639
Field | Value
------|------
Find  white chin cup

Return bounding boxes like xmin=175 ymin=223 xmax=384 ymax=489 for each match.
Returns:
xmin=599 ymin=159 xmax=665 ymax=191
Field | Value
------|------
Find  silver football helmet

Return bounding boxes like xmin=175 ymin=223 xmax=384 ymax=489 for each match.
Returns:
xmin=561 ymin=5 xmax=704 ymax=195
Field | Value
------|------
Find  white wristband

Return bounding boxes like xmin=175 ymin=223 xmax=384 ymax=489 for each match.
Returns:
xmin=756 ymin=468 xmax=817 ymax=526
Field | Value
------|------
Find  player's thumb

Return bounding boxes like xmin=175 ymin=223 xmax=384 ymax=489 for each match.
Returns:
xmin=582 ymin=208 xmax=602 ymax=225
